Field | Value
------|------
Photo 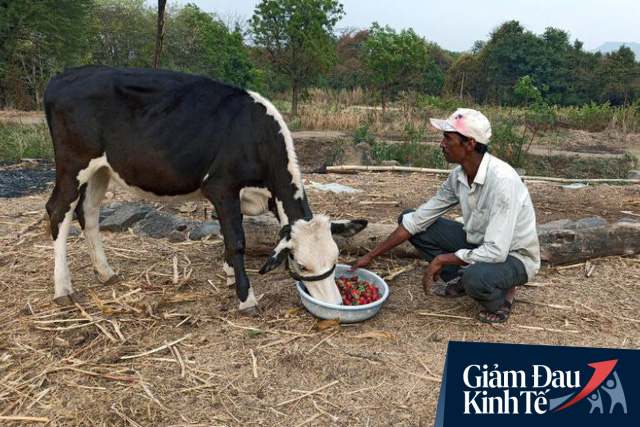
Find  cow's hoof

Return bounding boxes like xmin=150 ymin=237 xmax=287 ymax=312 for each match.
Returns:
xmin=53 ymin=293 xmax=79 ymax=307
xmin=238 ymin=305 xmax=261 ymax=317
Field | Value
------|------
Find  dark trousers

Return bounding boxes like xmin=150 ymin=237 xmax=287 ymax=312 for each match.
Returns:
xmin=399 ymin=210 xmax=528 ymax=312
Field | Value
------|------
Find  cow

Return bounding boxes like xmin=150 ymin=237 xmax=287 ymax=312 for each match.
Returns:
xmin=43 ymin=65 xmax=367 ymax=314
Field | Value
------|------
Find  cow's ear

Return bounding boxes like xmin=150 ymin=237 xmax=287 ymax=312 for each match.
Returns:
xmin=259 ymin=236 xmax=292 ymax=274
xmin=330 ymin=219 xmax=368 ymax=237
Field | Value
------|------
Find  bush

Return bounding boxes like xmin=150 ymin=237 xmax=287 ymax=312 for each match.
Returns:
xmin=489 ymin=120 xmax=528 ymax=168
xmin=564 ymin=101 xmax=614 ymax=132
xmin=352 ymin=125 xmax=377 ymax=145
xmin=372 ymin=141 xmax=448 ymax=169
xmin=0 ymin=122 xmax=53 ymax=161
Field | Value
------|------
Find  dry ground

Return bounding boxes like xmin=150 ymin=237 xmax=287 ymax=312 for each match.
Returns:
xmin=0 ymin=170 xmax=639 ymax=426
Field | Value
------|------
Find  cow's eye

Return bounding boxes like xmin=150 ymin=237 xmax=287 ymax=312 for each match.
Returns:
xmin=298 ymin=264 xmax=308 ymax=272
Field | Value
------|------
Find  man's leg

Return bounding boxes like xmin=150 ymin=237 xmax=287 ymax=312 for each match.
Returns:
xmin=461 ymin=256 xmax=528 ymax=314
xmin=398 ymin=210 xmax=476 ymax=282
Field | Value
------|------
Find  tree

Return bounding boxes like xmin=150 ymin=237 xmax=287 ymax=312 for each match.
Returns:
xmin=0 ymin=0 xmax=92 ymax=108
xmin=164 ymin=4 xmax=255 ymax=87
xmin=326 ymin=28 xmax=369 ymax=90
xmin=596 ymin=46 xmax=639 ymax=105
xmin=89 ymin=0 xmax=156 ymax=68
xmin=361 ymin=23 xmax=433 ymax=110
xmin=250 ymin=0 xmax=344 ymax=115
xmin=153 ymin=0 xmax=167 ymax=68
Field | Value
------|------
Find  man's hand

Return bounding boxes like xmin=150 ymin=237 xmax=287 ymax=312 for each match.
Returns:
xmin=422 ymin=256 xmax=444 ymax=295
xmin=348 ymin=253 xmax=374 ymax=271
xmin=422 ymin=253 xmax=468 ymax=295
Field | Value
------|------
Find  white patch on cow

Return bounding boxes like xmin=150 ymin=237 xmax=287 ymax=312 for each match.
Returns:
xmin=54 ymin=200 xmax=79 ymax=299
xmin=223 ymin=261 xmax=235 ymax=286
xmin=247 ymin=91 xmax=303 ymax=199
xmin=240 ymin=187 xmax=272 ymax=216
xmin=238 ymin=287 xmax=258 ymax=310
xmin=275 ymin=198 xmax=288 ymax=226
xmin=76 ymin=155 xmax=110 ymax=185
xmin=289 ymin=215 xmax=342 ymax=305
xmin=82 ymin=168 xmax=115 ymax=282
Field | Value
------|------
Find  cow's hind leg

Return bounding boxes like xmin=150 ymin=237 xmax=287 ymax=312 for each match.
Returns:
xmin=202 ymin=185 xmax=259 ymax=315
xmin=75 ymin=168 xmax=119 ymax=285
xmin=46 ymin=176 xmax=81 ymax=305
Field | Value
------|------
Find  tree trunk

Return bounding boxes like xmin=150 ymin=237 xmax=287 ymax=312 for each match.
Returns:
xmin=291 ymin=79 xmax=300 ymax=116
xmin=153 ymin=0 xmax=167 ymax=69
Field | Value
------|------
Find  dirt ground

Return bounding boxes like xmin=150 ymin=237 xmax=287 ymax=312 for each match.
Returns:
xmin=0 ymin=159 xmax=639 ymax=426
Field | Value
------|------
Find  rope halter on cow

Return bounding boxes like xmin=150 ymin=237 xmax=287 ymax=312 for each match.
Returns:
xmin=289 ymin=264 xmax=336 ymax=282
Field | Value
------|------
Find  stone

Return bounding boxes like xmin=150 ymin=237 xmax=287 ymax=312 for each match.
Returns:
xmin=69 ymin=225 xmax=80 ymax=237
xmin=537 ymin=219 xmax=575 ymax=230
xmin=189 ymin=221 xmax=222 ymax=240
xmin=100 ymin=204 xmax=151 ymax=232
xmin=381 ymin=160 xmax=401 ymax=167
xmin=627 ymin=170 xmax=640 ymax=180
xmin=99 ymin=207 xmax=116 ymax=223
xmin=168 ymin=230 xmax=187 ymax=243
xmin=135 ymin=210 xmax=187 ymax=238
xmin=570 ymin=217 xmax=608 ymax=229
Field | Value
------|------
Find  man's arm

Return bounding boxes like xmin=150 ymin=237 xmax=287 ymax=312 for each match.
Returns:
xmin=349 ymin=223 xmax=412 ymax=270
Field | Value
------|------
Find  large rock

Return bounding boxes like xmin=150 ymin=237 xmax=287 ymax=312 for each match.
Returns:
xmin=190 ymin=221 xmax=222 ymax=240
xmin=135 ymin=210 xmax=188 ymax=238
xmin=100 ymin=204 xmax=151 ymax=232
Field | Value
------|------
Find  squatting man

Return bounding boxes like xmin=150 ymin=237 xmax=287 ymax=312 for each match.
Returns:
xmin=350 ymin=108 xmax=541 ymax=323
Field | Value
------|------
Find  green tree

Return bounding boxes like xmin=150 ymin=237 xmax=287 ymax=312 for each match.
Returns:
xmin=0 ymin=0 xmax=92 ymax=108
xmin=164 ymin=4 xmax=254 ymax=87
xmin=596 ymin=46 xmax=639 ymax=105
xmin=250 ymin=0 xmax=344 ymax=115
xmin=362 ymin=23 xmax=434 ymax=110
xmin=88 ymin=0 xmax=156 ymax=68
xmin=326 ymin=29 xmax=370 ymax=90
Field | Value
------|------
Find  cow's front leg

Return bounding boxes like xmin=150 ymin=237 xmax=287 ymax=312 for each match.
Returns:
xmin=204 ymin=189 xmax=259 ymax=315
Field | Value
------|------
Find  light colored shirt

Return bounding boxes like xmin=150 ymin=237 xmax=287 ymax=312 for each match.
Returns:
xmin=402 ymin=153 xmax=540 ymax=280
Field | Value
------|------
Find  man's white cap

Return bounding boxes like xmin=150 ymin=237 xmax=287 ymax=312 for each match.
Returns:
xmin=429 ymin=108 xmax=492 ymax=145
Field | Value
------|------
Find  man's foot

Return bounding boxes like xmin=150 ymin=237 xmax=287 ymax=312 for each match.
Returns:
xmin=434 ymin=279 xmax=466 ymax=298
xmin=477 ymin=287 xmax=516 ymax=324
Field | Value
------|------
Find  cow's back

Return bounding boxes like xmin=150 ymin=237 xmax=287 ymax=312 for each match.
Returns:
xmin=44 ymin=66 xmax=278 ymax=197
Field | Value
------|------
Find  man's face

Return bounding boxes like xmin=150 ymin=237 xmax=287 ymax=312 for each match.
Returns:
xmin=439 ymin=132 xmax=468 ymax=163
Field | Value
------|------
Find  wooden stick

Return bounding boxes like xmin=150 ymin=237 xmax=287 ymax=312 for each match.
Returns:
xmin=517 ymin=325 xmax=579 ymax=334
xmin=0 ymin=416 xmax=49 ymax=423
xmin=306 ymin=330 xmax=339 ymax=355
xmin=277 ymin=380 xmax=339 ymax=406
xmin=325 ymin=165 xmax=640 ymax=183
xmin=295 ymin=413 xmax=321 ymax=427
xmin=74 ymin=303 xmax=117 ymax=343
xmin=250 ymin=349 xmax=258 ymax=379
xmin=120 ymin=334 xmax=192 ymax=360
xmin=418 ymin=312 xmax=474 ymax=321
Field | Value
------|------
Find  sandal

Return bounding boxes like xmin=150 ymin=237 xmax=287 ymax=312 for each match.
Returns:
xmin=478 ymin=299 xmax=515 ymax=324
xmin=434 ymin=279 xmax=466 ymax=298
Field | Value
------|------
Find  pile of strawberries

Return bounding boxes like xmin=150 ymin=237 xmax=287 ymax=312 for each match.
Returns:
xmin=335 ymin=275 xmax=381 ymax=306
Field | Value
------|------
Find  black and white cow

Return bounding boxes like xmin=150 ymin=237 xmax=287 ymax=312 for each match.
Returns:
xmin=44 ymin=65 xmax=366 ymax=314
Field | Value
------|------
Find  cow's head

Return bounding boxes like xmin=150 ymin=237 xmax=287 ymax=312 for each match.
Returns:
xmin=259 ymin=215 xmax=368 ymax=304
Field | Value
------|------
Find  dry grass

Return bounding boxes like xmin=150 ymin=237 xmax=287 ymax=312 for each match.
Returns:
xmin=0 ymin=175 xmax=639 ymax=426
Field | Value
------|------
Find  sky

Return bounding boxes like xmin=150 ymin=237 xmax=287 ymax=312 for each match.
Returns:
xmin=169 ymin=0 xmax=639 ymax=52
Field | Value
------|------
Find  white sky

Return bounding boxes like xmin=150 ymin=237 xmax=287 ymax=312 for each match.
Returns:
xmin=167 ymin=0 xmax=639 ymax=52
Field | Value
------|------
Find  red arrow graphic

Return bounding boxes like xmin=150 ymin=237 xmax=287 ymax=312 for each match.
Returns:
xmin=554 ymin=359 xmax=618 ymax=412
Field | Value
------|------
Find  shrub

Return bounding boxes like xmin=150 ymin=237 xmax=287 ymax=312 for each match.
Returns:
xmin=0 ymin=122 xmax=53 ymax=161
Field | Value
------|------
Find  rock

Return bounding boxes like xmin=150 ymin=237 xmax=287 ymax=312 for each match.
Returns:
xmin=99 ymin=207 xmax=116 ymax=223
xmin=135 ymin=210 xmax=187 ymax=238
xmin=168 ymin=230 xmax=187 ymax=243
xmin=339 ymin=142 xmax=373 ymax=166
xmin=537 ymin=219 xmax=575 ymax=230
xmin=189 ymin=221 xmax=221 ymax=240
xmin=69 ymin=225 xmax=80 ymax=237
xmin=100 ymin=204 xmax=151 ymax=232
xmin=627 ymin=170 xmax=640 ymax=180
xmin=105 ymin=191 xmax=115 ymax=200
xmin=570 ymin=217 xmax=608 ymax=229
xmin=381 ymin=160 xmax=401 ymax=167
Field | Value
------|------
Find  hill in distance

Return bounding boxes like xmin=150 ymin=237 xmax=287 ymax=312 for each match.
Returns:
xmin=591 ymin=42 xmax=640 ymax=59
